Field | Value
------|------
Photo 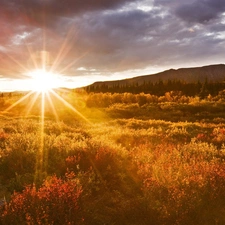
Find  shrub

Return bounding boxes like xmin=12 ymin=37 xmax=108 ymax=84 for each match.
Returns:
xmin=0 ymin=173 xmax=83 ymax=225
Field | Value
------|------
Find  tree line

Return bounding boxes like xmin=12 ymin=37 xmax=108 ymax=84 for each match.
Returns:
xmin=85 ymin=79 xmax=225 ymax=98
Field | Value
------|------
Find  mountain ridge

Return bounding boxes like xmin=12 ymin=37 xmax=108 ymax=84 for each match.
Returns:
xmin=87 ymin=64 xmax=225 ymax=88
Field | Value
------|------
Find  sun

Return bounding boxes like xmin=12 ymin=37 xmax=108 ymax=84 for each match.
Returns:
xmin=28 ymin=69 xmax=60 ymax=92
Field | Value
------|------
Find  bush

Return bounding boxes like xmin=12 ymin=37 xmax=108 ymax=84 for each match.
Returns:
xmin=0 ymin=173 xmax=83 ymax=225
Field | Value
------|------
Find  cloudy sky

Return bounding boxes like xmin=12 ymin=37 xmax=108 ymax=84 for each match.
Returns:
xmin=0 ymin=0 xmax=225 ymax=91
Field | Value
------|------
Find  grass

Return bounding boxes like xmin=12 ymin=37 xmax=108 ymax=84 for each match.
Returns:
xmin=0 ymin=91 xmax=225 ymax=224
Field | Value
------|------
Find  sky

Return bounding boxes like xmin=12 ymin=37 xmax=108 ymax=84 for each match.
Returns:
xmin=0 ymin=0 xmax=225 ymax=91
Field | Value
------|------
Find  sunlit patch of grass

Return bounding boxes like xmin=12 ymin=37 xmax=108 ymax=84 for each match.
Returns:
xmin=2 ymin=92 xmax=225 ymax=224
xmin=0 ymin=90 xmax=93 ymax=189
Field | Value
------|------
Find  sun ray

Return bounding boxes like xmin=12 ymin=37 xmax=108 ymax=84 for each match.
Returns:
xmin=4 ymin=52 xmax=30 ymax=75
xmin=1 ymin=91 xmax=35 ymax=114
xmin=25 ymin=43 xmax=39 ymax=70
xmin=50 ymin=27 xmax=77 ymax=73
xmin=34 ymin=91 xmax=46 ymax=184
xmin=41 ymin=8 xmax=47 ymax=70
xmin=45 ymin=91 xmax=60 ymax=122
xmin=25 ymin=92 xmax=41 ymax=116
xmin=58 ymin=50 xmax=90 ymax=74
xmin=41 ymin=92 xmax=45 ymax=156
xmin=50 ymin=89 xmax=92 ymax=124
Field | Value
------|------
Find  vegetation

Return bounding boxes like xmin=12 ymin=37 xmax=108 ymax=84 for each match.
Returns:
xmin=85 ymin=79 xmax=225 ymax=97
xmin=0 ymin=88 xmax=225 ymax=224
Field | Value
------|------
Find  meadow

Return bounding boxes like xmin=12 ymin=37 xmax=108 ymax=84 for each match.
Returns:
xmin=0 ymin=90 xmax=225 ymax=224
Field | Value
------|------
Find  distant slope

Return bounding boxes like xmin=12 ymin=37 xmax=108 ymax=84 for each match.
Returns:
xmin=87 ymin=64 xmax=225 ymax=88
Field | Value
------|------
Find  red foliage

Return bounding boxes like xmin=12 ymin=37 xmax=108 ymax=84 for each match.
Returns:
xmin=1 ymin=174 xmax=83 ymax=225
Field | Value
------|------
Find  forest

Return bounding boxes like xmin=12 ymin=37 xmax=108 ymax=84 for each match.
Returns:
xmin=0 ymin=81 xmax=225 ymax=224
xmin=85 ymin=79 xmax=225 ymax=98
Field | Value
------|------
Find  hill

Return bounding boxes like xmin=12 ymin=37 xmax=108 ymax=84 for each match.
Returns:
xmin=86 ymin=64 xmax=225 ymax=89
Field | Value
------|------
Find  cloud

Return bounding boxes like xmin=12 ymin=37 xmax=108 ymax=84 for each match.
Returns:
xmin=174 ymin=0 xmax=225 ymax=24
xmin=1 ymin=0 xmax=225 ymax=84
xmin=0 ymin=0 xmax=136 ymax=27
xmin=65 ymin=9 xmax=163 ymax=71
xmin=1 ymin=6 xmax=163 ymax=77
xmin=0 ymin=0 xmax=143 ymax=78
xmin=153 ymin=0 xmax=225 ymax=23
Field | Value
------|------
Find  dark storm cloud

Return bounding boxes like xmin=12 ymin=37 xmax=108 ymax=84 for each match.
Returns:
xmin=174 ymin=0 xmax=225 ymax=24
xmin=2 ymin=6 xmax=163 ymax=77
xmin=0 ymin=0 xmax=139 ymax=78
xmin=0 ymin=0 xmax=225 ymax=83
xmin=208 ymin=23 xmax=225 ymax=33
xmin=72 ymin=7 xmax=224 ymax=72
xmin=0 ymin=0 xmax=135 ymax=26
xmin=65 ymin=9 xmax=164 ymax=72
xmin=75 ymin=10 xmax=159 ymax=50
xmin=153 ymin=0 xmax=225 ymax=23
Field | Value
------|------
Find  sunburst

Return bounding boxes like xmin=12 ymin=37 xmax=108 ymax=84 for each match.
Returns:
xmin=0 ymin=27 xmax=92 ymax=184
xmin=27 ymin=69 xmax=60 ymax=93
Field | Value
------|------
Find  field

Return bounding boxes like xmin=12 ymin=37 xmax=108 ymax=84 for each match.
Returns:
xmin=0 ymin=91 xmax=225 ymax=224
